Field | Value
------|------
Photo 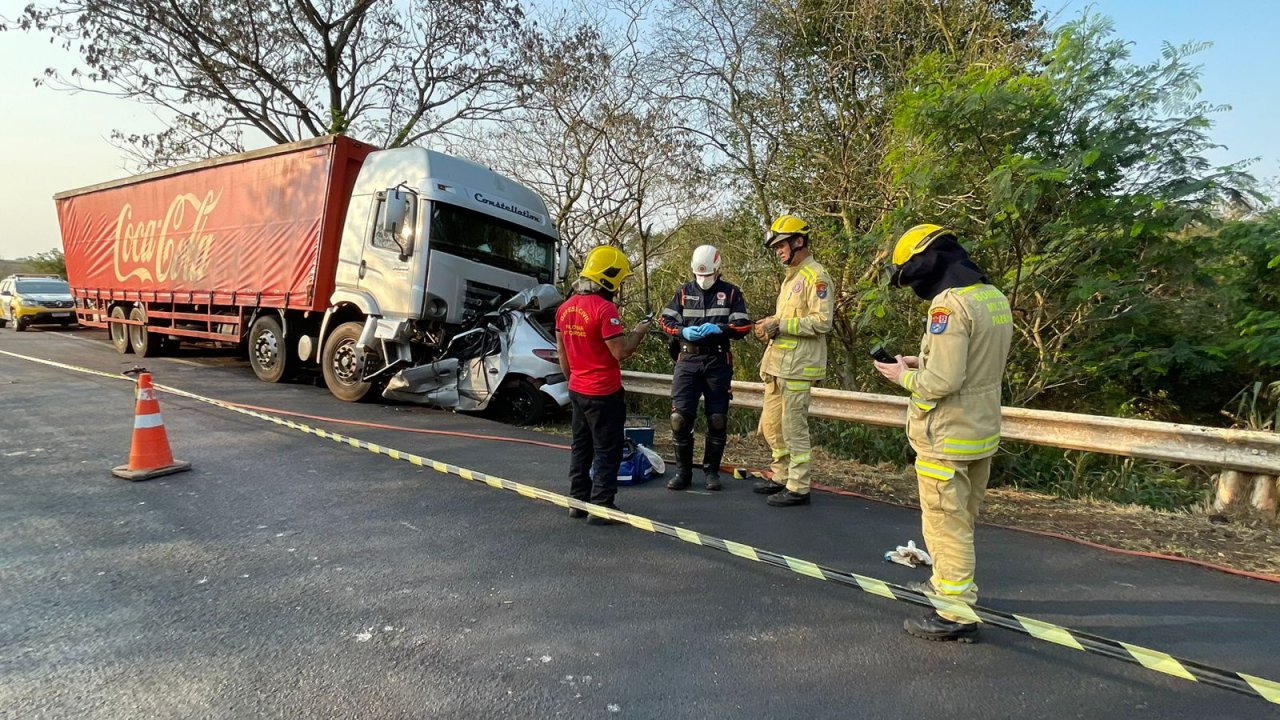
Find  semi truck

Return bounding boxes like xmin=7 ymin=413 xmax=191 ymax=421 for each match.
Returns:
xmin=55 ymin=135 xmax=569 ymax=422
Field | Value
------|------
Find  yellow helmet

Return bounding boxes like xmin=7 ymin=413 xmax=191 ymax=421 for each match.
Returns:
xmin=579 ymin=245 xmax=634 ymax=292
xmin=887 ymin=223 xmax=952 ymax=285
xmin=765 ymin=214 xmax=810 ymax=247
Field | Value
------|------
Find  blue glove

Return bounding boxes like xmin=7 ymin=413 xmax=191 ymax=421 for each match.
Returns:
xmin=681 ymin=326 xmax=702 ymax=341
xmin=699 ymin=322 xmax=723 ymax=336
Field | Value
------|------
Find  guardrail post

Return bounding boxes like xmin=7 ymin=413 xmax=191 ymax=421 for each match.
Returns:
xmin=1212 ymin=471 xmax=1278 ymax=517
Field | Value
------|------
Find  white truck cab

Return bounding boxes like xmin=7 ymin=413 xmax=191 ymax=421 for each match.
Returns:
xmin=313 ymin=147 xmax=569 ymax=419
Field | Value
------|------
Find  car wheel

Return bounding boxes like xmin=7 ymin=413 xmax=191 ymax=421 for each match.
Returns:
xmin=109 ymin=306 xmax=133 ymax=353
xmin=491 ymin=378 xmax=547 ymax=426
xmin=321 ymin=321 xmax=380 ymax=402
xmin=14 ymin=317 xmax=29 ymax=332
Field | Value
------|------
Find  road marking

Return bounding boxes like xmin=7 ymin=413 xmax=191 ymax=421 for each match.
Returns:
xmin=2 ymin=346 xmax=1277 ymax=707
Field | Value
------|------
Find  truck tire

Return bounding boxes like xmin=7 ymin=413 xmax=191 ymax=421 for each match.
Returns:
xmin=248 ymin=315 xmax=295 ymax=383
xmin=128 ymin=306 xmax=160 ymax=357
xmin=109 ymin=306 xmax=133 ymax=354
xmin=321 ymin=321 xmax=379 ymax=402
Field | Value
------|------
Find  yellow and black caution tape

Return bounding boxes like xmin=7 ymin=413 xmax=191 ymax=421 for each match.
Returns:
xmin=4 ymin=347 xmax=1279 ymax=707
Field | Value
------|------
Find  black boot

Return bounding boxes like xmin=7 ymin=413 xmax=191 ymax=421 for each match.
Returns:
xmin=668 ymin=438 xmax=694 ymax=490
xmin=702 ymin=434 xmax=726 ymax=491
xmin=904 ymin=612 xmax=979 ymax=643
xmin=767 ymin=490 xmax=811 ymax=507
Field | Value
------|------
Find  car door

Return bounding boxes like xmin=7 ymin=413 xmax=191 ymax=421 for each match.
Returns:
xmin=0 ymin=280 xmax=12 ymax=320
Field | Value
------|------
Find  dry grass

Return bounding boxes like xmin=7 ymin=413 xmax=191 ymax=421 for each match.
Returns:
xmin=674 ymin=432 xmax=1280 ymax=578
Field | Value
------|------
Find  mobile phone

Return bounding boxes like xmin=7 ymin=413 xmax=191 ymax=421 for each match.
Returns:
xmin=869 ymin=344 xmax=896 ymax=364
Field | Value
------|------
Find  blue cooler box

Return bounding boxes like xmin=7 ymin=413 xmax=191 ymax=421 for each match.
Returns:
xmin=624 ymin=416 xmax=654 ymax=447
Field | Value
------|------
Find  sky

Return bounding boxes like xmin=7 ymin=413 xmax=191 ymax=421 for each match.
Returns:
xmin=1 ymin=0 xmax=1277 ymax=259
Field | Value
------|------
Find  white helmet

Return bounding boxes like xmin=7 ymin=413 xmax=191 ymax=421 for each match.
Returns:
xmin=690 ymin=245 xmax=721 ymax=290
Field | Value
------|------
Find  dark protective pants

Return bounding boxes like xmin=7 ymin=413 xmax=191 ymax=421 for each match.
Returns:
xmin=671 ymin=354 xmax=733 ymax=477
xmin=568 ymin=389 xmax=626 ymax=506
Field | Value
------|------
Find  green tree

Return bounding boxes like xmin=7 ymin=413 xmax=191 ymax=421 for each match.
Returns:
xmin=880 ymin=15 xmax=1259 ymax=416
xmin=19 ymin=248 xmax=67 ymax=277
xmin=657 ymin=0 xmax=1037 ymax=386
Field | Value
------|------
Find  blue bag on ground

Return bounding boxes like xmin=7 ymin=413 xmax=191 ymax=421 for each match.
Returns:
xmin=592 ymin=439 xmax=660 ymax=486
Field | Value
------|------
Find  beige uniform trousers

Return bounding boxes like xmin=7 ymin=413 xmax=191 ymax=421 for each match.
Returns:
xmin=915 ymin=455 xmax=992 ymax=623
xmin=759 ymin=374 xmax=813 ymax=493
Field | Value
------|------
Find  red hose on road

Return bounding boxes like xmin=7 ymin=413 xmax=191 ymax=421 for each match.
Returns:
xmin=211 ymin=395 xmax=1280 ymax=585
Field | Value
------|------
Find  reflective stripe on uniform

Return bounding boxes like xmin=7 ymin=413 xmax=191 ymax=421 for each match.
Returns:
xmin=784 ymin=380 xmax=810 ymax=392
xmin=936 ymin=576 xmax=974 ymax=595
xmin=661 ymin=308 xmax=681 ymax=318
xmin=683 ymin=308 xmax=706 ymax=318
xmin=791 ymin=453 xmax=811 ymax=464
xmin=729 ymin=312 xmax=750 ymax=323
xmin=773 ymin=339 xmax=797 ymax=349
xmin=943 ymin=434 xmax=1000 ymax=455
xmin=705 ymin=307 xmax=730 ymax=317
xmin=914 ymin=459 xmax=955 ymax=481
xmin=772 ymin=448 xmax=790 ymax=459
xmin=799 ymin=267 xmax=817 ymax=284
xmin=900 ymin=370 xmax=916 ymax=391
xmin=801 ymin=367 xmax=824 ymax=378
xmin=911 ymin=394 xmax=936 ymax=412
xmin=954 ymin=284 xmax=982 ymax=295
xmin=787 ymin=317 xmax=799 ymax=334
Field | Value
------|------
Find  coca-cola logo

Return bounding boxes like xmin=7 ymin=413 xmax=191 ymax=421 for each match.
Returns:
xmin=113 ymin=191 xmax=220 ymax=283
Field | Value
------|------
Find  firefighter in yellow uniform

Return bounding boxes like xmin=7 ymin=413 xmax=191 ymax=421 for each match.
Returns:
xmin=874 ymin=224 xmax=1013 ymax=643
xmin=753 ymin=215 xmax=834 ymax=507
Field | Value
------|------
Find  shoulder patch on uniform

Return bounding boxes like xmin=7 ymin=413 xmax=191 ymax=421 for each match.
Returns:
xmin=815 ymin=281 xmax=828 ymax=299
xmin=928 ymin=307 xmax=951 ymax=334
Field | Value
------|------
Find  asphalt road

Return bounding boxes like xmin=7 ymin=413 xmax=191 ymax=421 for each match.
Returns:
xmin=2 ymin=327 xmax=1277 ymax=719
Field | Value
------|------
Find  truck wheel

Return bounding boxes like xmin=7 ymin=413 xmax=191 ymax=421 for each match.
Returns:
xmin=128 ymin=307 xmax=160 ymax=357
xmin=249 ymin=315 xmax=295 ymax=383
xmin=491 ymin=378 xmax=546 ymax=426
xmin=109 ymin=306 xmax=133 ymax=353
xmin=321 ymin=321 xmax=378 ymax=402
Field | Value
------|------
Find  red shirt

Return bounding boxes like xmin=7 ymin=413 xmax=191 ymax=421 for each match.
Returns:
xmin=556 ymin=292 xmax=625 ymax=396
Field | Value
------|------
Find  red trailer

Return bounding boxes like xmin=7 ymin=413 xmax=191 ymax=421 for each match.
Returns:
xmin=56 ymin=136 xmax=375 ymax=356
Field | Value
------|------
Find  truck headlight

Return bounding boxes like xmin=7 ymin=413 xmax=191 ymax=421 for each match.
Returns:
xmin=426 ymin=297 xmax=448 ymax=320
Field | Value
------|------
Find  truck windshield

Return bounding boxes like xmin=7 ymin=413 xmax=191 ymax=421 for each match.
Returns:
xmin=429 ymin=202 xmax=555 ymax=283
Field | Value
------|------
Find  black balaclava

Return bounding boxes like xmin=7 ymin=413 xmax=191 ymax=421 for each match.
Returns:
xmin=897 ymin=234 xmax=989 ymax=301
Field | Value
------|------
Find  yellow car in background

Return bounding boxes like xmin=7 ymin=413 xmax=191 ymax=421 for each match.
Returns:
xmin=0 ymin=274 xmax=78 ymax=332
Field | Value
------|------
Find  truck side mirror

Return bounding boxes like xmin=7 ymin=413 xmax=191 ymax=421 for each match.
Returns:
xmin=383 ymin=189 xmax=410 ymax=236
xmin=556 ymin=243 xmax=569 ymax=282
xmin=381 ymin=188 xmax=416 ymax=260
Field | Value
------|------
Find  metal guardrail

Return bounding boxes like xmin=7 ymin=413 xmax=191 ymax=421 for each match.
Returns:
xmin=621 ymin=371 xmax=1280 ymax=475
